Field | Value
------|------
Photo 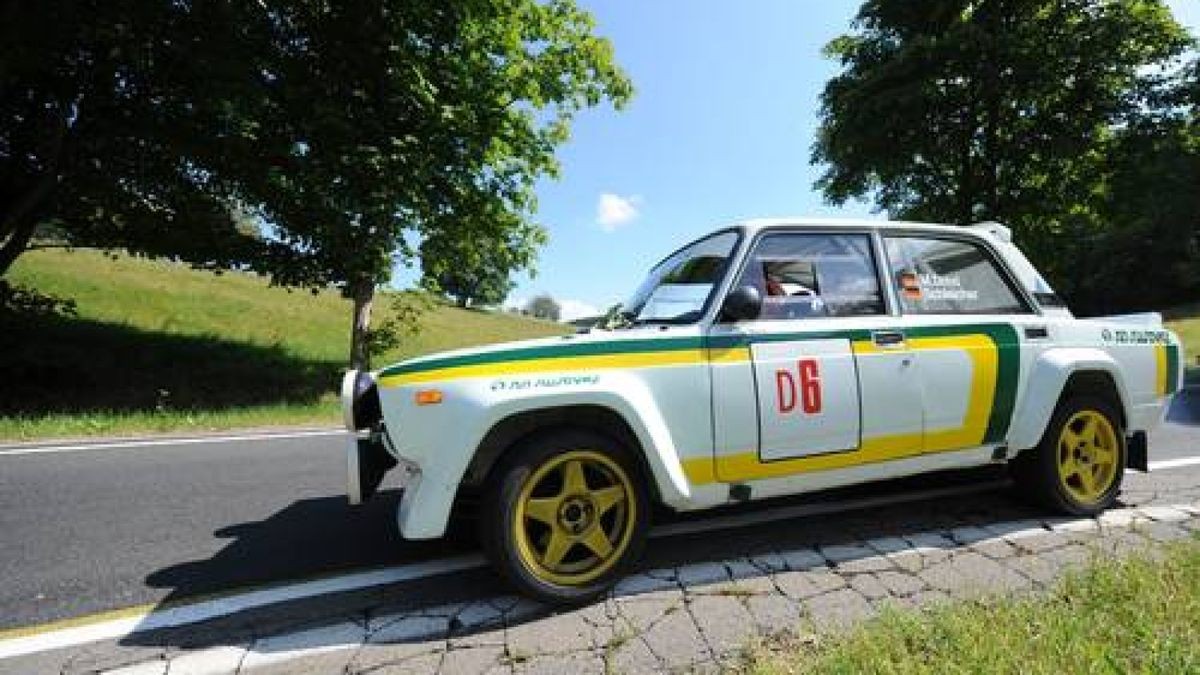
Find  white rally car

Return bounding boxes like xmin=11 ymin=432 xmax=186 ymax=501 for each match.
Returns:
xmin=341 ymin=219 xmax=1183 ymax=603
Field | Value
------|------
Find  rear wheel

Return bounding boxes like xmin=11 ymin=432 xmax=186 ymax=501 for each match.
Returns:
xmin=1011 ymin=395 xmax=1125 ymax=515
xmin=480 ymin=430 xmax=649 ymax=604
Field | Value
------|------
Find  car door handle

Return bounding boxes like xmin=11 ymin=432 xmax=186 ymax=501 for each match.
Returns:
xmin=872 ymin=330 xmax=906 ymax=348
xmin=1025 ymin=326 xmax=1049 ymax=339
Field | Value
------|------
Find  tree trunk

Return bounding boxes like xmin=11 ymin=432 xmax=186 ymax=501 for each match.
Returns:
xmin=349 ymin=281 xmax=375 ymax=371
xmin=957 ymin=101 xmax=975 ymax=226
xmin=0 ymin=169 xmax=60 ymax=276
xmin=981 ymin=7 xmax=1003 ymax=220
xmin=0 ymin=217 xmax=38 ymax=277
xmin=0 ymin=107 xmax=68 ymax=277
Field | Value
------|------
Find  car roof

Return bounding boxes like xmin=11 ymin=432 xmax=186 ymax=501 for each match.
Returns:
xmin=731 ymin=217 xmax=984 ymax=239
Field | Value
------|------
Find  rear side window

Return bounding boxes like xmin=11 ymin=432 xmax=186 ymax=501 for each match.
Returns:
xmin=884 ymin=236 xmax=1031 ymax=315
xmin=734 ymin=233 xmax=885 ymax=320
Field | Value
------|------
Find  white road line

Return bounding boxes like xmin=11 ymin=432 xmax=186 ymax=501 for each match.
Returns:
xmin=1149 ymin=456 xmax=1200 ymax=471
xmin=0 ymin=555 xmax=483 ymax=660
xmin=0 ymin=429 xmax=345 ymax=457
xmin=0 ymin=616 xmax=147 ymax=663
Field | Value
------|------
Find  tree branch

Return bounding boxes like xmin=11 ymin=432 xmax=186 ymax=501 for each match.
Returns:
xmin=0 ymin=218 xmax=40 ymax=276
xmin=0 ymin=104 xmax=69 ymax=275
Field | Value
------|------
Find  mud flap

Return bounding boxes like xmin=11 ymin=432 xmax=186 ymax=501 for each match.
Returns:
xmin=1126 ymin=430 xmax=1148 ymax=473
xmin=347 ymin=435 xmax=398 ymax=505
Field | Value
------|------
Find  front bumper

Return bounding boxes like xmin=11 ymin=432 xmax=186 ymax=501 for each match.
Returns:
xmin=342 ymin=369 xmax=474 ymax=540
xmin=346 ymin=431 xmax=413 ymax=505
xmin=342 ymin=369 xmax=407 ymax=505
xmin=347 ymin=431 xmax=458 ymax=540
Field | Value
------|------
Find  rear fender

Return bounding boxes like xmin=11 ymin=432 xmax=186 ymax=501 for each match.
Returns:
xmin=1008 ymin=348 xmax=1132 ymax=452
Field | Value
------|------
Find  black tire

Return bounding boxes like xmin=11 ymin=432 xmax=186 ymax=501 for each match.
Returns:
xmin=479 ymin=429 xmax=650 ymax=604
xmin=1011 ymin=394 xmax=1126 ymax=516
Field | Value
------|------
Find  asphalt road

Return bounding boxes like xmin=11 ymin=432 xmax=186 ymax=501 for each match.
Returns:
xmin=1 ymin=390 xmax=1196 ymax=632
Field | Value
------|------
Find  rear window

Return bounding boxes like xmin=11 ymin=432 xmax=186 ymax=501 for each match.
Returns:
xmin=883 ymin=236 xmax=1031 ymax=315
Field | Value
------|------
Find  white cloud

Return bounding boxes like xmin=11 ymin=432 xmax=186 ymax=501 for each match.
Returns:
xmin=595 ymin=192 xmax=642 ymax=231
xmin=557 ymin=298 xmax=601 ymax=322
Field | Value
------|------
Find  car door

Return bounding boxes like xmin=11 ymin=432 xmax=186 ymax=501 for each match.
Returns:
xmin=880 ymin=234 xmax=1035 ymax=454
xmin=707 ymin=230 xmax=925 ymax=482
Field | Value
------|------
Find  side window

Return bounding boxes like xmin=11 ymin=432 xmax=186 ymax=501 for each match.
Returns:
xmin=734 ymin=233 xmax=885 ymax=320
xmin=883 ymin=236 xmax=1031 ymax=315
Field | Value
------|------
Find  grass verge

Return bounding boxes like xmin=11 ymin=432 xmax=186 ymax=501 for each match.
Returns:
xmin=0 ymin=398 xmax=340 ymax=441
xmin=746 ymin=536 xmax=1200 ymax=674
xmin=2 ymin=249 xmax=567 ymax=442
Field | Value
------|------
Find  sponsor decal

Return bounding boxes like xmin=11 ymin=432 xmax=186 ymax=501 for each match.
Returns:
xmin=1100 ymin=328 xmax=1171 ymax=345
xmin=490 ymin=375 xmax=600 ymax=392
xmin=916 ymin=272 xmax=978 ymax=302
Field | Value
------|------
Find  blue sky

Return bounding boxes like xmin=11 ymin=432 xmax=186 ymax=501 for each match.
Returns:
xmin=439 ymin=1 xmax=1200 ymax=321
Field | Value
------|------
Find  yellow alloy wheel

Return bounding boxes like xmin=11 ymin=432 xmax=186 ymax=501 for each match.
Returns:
xmin=513 ymin=450 xmax=637 ymax=586
xmin=1056 ymin=410 xmax=1119 ymax=504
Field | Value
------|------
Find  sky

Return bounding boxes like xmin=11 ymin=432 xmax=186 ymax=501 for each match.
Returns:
xmin=421 ymin=1 xmax=1200 ymax=322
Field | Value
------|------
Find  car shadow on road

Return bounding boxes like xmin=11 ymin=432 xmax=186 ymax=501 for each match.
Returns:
xmin=120 ymin=467 xmax=1094 ymax=658
xmin=141 ymin=489 xmax=476 ymax=604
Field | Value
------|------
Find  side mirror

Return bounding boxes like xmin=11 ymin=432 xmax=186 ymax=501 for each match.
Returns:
xmin=721 ymin=285 xmax=762 ymax=322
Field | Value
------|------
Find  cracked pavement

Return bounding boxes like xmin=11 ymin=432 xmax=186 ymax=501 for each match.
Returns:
xmin=5 ymin=464 xmax=1199 ymax=675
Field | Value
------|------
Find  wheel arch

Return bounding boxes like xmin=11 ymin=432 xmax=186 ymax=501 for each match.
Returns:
xmin=460 ymin=404 xmax=666 ymax=507
xmin=1009 ymin=348 xmax=1132 ymax=453
xmin=1059 ymin=371 xmax=1127 ymax=428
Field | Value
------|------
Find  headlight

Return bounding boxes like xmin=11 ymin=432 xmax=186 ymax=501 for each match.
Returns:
xmin=340 ymin=369 xmax=382 ymax=431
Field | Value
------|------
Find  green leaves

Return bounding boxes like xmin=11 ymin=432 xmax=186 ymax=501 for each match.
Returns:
xmin=3 ymin=0 xmax=629 ymax=337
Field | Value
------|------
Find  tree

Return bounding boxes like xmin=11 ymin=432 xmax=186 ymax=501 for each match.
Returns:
xmin=426 ymin=261 xmax=514 ymax=309
xmin=2 ymin=1 xmax=631 ymax=369
xmin=527 ymin=294 xmax=561 ymax=321
xmin=1067 ymin=58 xmax=1200 ymax=314
xmin=419 ymin=212 xmax=547 ymax=308
xmin=813 ymin=0 xmax=1193 ymax=308
xmin=211 ymin=1 xmax=630 ymax=369
xmin=0 ymin=1 xmax=271 ymax=276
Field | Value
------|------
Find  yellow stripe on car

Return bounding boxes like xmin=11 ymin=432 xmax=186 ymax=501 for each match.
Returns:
xmin=706 ymin=345 xmax=752 ymax=365
xmin=1154 ymin=343 xmax=1169 ymax=397
xmin=687 ymin=333 xmax=1000 ymax=485
xmin=378 ymin=349 xmax=708 ymax=387
xmin=907 ymin=335 xmax=998 ymax=453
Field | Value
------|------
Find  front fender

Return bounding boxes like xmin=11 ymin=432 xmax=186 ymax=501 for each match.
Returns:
xmin=482 ymin=373 xmax=694 ymax=508
xmin=384 ymin=372 xmax=694 ymax=539
xmin=1007 ymin=347 xmax=1132 ymax=452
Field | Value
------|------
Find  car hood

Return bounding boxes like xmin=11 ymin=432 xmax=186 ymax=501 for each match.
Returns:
xmin=374 ymin=326 xmax=704 ymax=383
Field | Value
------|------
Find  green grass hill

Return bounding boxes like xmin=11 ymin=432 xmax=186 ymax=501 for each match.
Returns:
xmin=2 ymin=249 xmax=567 ymax=441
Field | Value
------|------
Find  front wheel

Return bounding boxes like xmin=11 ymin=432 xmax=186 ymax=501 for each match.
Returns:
xmin=1011 ymin=395 xmax=1125 ymax=516
xmin=480 ymin=430 xmax=649 ymax=604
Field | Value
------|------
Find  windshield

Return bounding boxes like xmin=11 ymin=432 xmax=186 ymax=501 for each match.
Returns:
xmin=620 ymin=230 xmax=741 ymax=325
